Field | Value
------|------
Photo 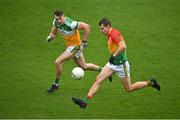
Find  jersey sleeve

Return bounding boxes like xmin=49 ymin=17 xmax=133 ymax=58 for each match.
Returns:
xmin=66 ymin=17 xmax=78 ymax=30
xmin=53 ymin=19 xmax=57 ymax=28
xmin=70 ymin=21 xmax=78 ymax=30
xmin=111 ymin=32 xmax=121 ymax=44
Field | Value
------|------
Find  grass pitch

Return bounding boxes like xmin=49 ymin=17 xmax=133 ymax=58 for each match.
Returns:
xmin=0 ymin=0 xmax=180 ymax=119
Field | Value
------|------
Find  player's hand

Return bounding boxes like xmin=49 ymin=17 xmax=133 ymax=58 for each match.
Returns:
xmin=82 ymin=41 xmax=88 ymax=48
xmin=46 ymin=36 xmax=52 ymax=42
xmin=109 ymin=55 xmax=115 ymax=64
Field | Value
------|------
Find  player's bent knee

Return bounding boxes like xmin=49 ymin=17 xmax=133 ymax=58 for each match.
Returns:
xmin=54 ymin=61 xmax=61 ymax=66
xmin=80 ymin=65 xmax=88 ymax=70
xmin=124 ymin=87 xmax=133 ymax=93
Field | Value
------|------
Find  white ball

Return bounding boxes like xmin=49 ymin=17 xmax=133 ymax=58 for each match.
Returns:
xmin=71 ymin=67 xmax=84 ymax=80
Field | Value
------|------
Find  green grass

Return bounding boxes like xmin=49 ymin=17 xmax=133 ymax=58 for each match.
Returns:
xmin=0 ymin=0 xmax=180 ymax=119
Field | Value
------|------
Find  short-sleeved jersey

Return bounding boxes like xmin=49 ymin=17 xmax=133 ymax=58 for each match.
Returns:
xmin=107 ymin=28 xmax=128 ymax=65
xmin=53 ymin=17 xmax=81 ymax=47
xmin=107 ymin=28 xmax=124 ymax=53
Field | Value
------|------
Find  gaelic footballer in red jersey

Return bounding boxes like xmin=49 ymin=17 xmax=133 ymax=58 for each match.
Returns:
xmin=72 ymin=18 xmax=160 ymax=109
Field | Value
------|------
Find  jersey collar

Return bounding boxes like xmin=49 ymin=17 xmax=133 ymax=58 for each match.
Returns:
xmin=108 ymin=28 xmax=113 ymax=36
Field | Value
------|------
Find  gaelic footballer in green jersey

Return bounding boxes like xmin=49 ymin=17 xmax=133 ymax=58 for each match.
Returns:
xmin=52 ymin=17 xmax=81 ymax=47
xmin=46 ymin=10 xmax=103 ymax=92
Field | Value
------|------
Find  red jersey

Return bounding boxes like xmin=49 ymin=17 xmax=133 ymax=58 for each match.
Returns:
xmin=107 ymin=28 xmax=125 ymax=54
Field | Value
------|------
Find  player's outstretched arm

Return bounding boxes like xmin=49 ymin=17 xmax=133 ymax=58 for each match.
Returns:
xmin=46 ymin=26 xmax=58 ymax=42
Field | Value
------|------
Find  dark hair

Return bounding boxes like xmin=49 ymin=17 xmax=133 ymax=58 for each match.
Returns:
xmin=98 ymin=18 xmax=111 ymax=27
xmin=54 ymin=10 xmax=64 ymax=16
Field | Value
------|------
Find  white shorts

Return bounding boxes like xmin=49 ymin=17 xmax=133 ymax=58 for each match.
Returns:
xmin=107 ymin=61 xmax=130 ymax=78
xmin=66 ymin=46 xmax=81 ymax=58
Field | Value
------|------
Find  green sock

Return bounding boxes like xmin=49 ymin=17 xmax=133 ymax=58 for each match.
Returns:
xmin=83 ymin=97 xmax=89 ymax=103
xmin=150 ymin=79 xmax=155 ymax=86
xmin=98 ymin=67 xmax=102 ymax=72
xmin=55 ymin=78 xmax=59 ymax=84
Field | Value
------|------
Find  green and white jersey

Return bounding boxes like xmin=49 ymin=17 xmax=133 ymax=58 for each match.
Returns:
xmin=53 ymin=17 xmax=79 ymax=36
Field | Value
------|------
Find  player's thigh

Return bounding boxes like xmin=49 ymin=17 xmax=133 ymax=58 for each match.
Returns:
xmin=113 ymin=61 xmax=131 ymax=89
xmin=97 ymin=63 xmax=114 ymax=81
xmin=55 ymin=50 xmax=74 ymax=64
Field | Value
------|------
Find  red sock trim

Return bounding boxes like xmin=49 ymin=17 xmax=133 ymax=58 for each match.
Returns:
xmin=87 ymin=95 xmax=93 ymax=99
